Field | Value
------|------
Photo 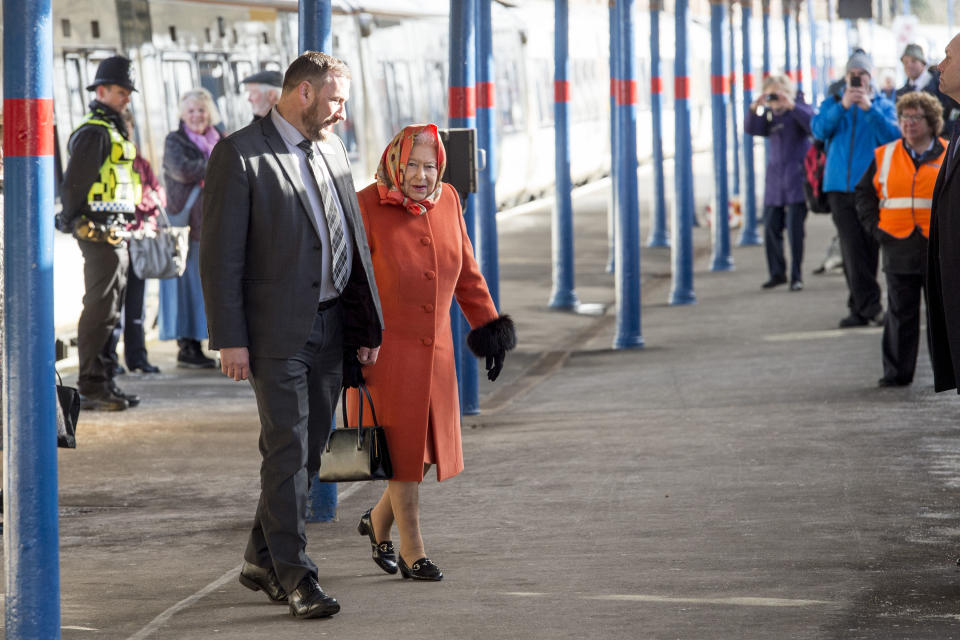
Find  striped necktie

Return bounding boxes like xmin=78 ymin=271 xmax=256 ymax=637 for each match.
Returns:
xmin=297 ymin=140 xmax=348 ymax=293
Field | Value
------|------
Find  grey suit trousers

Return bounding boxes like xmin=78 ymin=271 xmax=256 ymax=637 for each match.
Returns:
xmin=244 ymin=301 xmax=343 ymax=592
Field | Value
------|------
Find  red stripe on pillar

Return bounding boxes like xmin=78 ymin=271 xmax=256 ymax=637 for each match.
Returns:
xmin=477 ymin=82 xmax=496 ymax=109
xmin=729 ymin=71 xmax=737 ymax=87
xmin=796 ymin=69 xmax=803 ymax=83
xmin=762 ymin=70 xmax=771 ymax=79
xmin=448 ymin=86 xmax=476 ymax=119
xmin=615 ymin=79 xmax=637 ymax=105
xmin=744 ymin=72 xmax=754 ymax=90
xmin=710 ymin=74 xmax=728 ymax=94
xmin=610 ymin=77 xmax=616 ymax=97
xmin=675 ymin=76 xmax=690 ymax=100
xmin=554 ymin=80 xmax=571 ymax=103
xmin=4 ymin=98 xmax=54 ymax=157
xmin=651 ymin=77 xmax=662 ymax=94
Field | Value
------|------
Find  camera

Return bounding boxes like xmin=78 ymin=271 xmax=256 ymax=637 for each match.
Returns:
xmin=766 ymin=93 xmax=779 ymax=101
xmin=850 ymin=75 xmax=862 ymax=88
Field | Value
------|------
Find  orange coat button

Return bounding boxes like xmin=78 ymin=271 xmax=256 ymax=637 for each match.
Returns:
xmin=421 ymin=337 xmax=433 ymax=346
xmin=423 ymin=304 xmax=434 ymax=312
xmin=421 ymin=236 xmax=432 ymax=245
xmin=425 ymin=270 xmax=436 ymax=280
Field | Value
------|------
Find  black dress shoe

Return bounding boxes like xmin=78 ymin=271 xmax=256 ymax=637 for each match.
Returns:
xmin=111 ymin=363 xmax=126 ymax=376
xmin=358 ymin=509 xmax=398 ymax=574
xmin=878 ymin=377 xmax=911 ymax=387
xmin=398 ymin=556 xmax=443 ymax=581
xmin=288 ymin=576 xmax=340 ymax=619
xmin=238 ymin=560 xmax=287 ymax=603
xmin=108 ymin=381 xmax=140 ymax=407
xmin=79 ymin=389 xmax=128 ymax=411
xmin=838 ymin=313 xmax=868 ymax=328
xmin=761 ymin=276 xmax=787 ymax=289
xmin=129 ymin=361 xmax=161 ymax=374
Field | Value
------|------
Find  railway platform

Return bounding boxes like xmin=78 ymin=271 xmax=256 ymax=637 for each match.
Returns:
xmin=10 ymin=161 xmax=960 ymax=639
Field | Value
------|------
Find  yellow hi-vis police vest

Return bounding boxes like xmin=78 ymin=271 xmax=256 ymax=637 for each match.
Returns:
xmin=72 ymin=114 xmax=142 ymax=215
xmin=872 ymin=138 xmax=946 ymax=239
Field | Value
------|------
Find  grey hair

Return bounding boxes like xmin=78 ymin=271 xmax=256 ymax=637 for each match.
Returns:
xmin=178 ymin=87 xmax=222 ymax=127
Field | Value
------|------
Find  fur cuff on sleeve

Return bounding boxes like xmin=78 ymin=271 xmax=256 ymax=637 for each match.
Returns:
xmin=466 ymin=315 xmax=517 ymax=358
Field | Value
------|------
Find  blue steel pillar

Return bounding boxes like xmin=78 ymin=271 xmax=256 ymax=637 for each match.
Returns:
xmin=806 ymin=0 xmax=819 ymax=104
xmin=299 ymin=0 xmax=331 ymax=53
xmin=739 ymin=0 xmax=761 ymax=246
xmin=614 ymin=0 xmax=643 ymax=349
xmin=300 ymin=0 xmax=336 ymax=522
xmin=762 ymin=0 xmax=772 ymax=79
xmin=782 ymin=0 xmax=793 ymax=80
xmin=476 ymin=0 xmax=499 ymax=307
xmin=671 ymin=0 xmax=697 ymax=305
xmin=794 ymin=2 xmax=803 ymax=94
xmin=648 ymin=0 xmax=669 ymax=248
xmin=607 ymin=1 xmax=619 ymax=271
xmin=728 ymin=1 xmax=741 ymax=198
xmin=449 ymin=0 xmax=479 ymax=415
xmin=549 ymin=0 xmax=580 ymax=310
xmin=709 ymin=0 xmax=733 ymax=272
xmin=3 ymin=0 xmax=61 ymax=637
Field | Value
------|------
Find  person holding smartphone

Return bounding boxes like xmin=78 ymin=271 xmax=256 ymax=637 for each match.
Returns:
xmin=812 ymin=50 xmax=901 ymax=328
xmin=746 ymin=75 xmax=813 ymax=291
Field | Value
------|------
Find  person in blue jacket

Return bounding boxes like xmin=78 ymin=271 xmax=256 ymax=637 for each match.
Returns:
xmin=812 ymin=50 xmax=901 ymax=328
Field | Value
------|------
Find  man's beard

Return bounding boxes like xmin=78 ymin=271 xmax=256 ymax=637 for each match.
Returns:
xmin=303 ymin=99 xmax=337 ymax=141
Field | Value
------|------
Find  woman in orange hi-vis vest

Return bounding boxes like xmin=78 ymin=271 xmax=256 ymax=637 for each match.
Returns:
xmin=855 ymin=91 xmax=947 ymax=386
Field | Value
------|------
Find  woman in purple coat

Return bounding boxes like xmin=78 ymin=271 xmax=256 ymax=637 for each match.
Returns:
xmin=745 ymin=75 xmax=813 ymax=291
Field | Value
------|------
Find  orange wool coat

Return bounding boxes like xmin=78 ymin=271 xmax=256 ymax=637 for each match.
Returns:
xmin=346 ymin=182 xmax=499 ymax=482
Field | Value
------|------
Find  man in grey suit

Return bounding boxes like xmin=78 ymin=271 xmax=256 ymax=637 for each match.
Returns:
xmin=200 ymin=51 xmax=383 ymax=619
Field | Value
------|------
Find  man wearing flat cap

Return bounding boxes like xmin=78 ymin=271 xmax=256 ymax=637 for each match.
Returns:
xmin=896 ymin=43 xmax=960 ymax=136
xmin=59 ymin=55 xmax=142 ymax=411
xmin=241 ymin=70 xmax=283 ymax=123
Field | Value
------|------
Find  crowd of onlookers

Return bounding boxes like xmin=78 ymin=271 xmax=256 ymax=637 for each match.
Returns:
xmin=748 ymin=40 xmax=960 ymax=390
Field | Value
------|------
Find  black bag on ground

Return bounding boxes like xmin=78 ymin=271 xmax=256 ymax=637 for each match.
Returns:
xmin=316 ymin=385 xmax=392 ymax=482
xmin=56 ymin=371 xmax=80 ymax=449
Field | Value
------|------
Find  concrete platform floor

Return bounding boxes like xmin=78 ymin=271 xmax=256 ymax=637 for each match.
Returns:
xmin=8 ymin=165 xmax=960 ymax=639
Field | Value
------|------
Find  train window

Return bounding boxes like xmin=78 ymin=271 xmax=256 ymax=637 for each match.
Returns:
xmin=161 ymin=58 xmax=196 ymax=132
xmin=61 ymin=19 xmax=71 ymax=38
xmin=381 ymin=61 xmax=415 ymax=135
xmin=495 ymin=59 xmax=524 ymax=133
xmin=199 ymin=59 xmax=231 ymax=127
xmin=423 ymin=60 xmax=446 ymax=126
xmin=91 ymin=21 xmax=100 ymax=39
xmin=534 ymin=60 xmax=553 ymax=126
xmin=63 ymin=56 xmax=87 ymax=132
xmin=232 ymin=61 xmax=254 ymax=92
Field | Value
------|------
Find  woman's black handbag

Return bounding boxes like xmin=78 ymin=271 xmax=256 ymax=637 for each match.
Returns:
xmin=128 ymin=205 xmax=189 ymax=280
xmin=55 ymin=371 xmax=80 ymax=449
xmin=316 ymin=385 xmax=392 ymax=482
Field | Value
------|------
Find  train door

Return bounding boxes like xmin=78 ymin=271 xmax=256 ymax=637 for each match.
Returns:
xmin=160 ymin=55 xmax=197 ymax=133
xmin=198 ymin=55 xmax=234 ymax=132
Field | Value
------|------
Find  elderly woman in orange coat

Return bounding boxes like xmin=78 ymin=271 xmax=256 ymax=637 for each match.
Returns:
xmin=347 ymin=123 xmax=515 ymax=581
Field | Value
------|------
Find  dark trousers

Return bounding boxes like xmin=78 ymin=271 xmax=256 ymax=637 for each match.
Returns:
xmin=763 ymin=203 xmax=807 ymax=284
xmin=244 ymin=302 xmax=343 ymax=593
xmin=882 ymin=270 xmax=928 ymax=383
xmin=77 ymin=239 xmax=127 ymax=395
xmin=828 ymin=192 xmax=881 ymax=320
xmin=101 ymin=255 xmax=148 ymax=369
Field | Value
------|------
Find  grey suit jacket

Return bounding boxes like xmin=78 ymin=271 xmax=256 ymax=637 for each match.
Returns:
xmin=200 ymin=116 xmax=383 ymax=359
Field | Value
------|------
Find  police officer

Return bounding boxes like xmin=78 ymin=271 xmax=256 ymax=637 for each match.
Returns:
xmin=240 ymin=70 xmax=282 ymax=122
xmin=59 ymin=56 xmax=142 ymax=411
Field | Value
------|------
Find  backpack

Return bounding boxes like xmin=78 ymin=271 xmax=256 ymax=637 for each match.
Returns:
xmin=803 ymin=139 xmax=830 ymax=214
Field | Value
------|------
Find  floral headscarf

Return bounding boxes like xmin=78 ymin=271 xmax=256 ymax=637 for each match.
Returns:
xmin=376 ymin=123 xmax=447 ymax=216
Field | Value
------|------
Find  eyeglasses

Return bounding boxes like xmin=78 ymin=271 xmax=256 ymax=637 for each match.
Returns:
xmin=899 ymin=114 xmax=926 ymax=123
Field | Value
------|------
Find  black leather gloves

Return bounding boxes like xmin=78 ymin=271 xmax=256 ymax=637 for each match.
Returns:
xmin=466 ymin=315 xmax=517 ymax=383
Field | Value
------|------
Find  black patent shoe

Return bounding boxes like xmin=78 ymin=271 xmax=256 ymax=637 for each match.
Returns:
xmin=79 ymin=389 xmax=128 ymax=412
xmin=398 ymin=556 xmax=443 ymax=581
xmin=358 ymin=509 xmax=398 ymax=574
xmin=129 ymin=361 xmax=161 ymax=374
xmin=108 ymin=381 xmax=140 ymax=407
xmin=288 ymin=576 xmax=340 ymax=619
xmin=239 ymin=560 xmax=288 ymax=603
